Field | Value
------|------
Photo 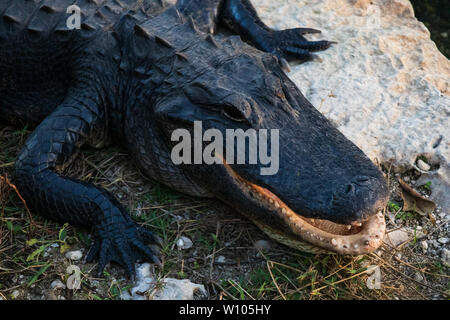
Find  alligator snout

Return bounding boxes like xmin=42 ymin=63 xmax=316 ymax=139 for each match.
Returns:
xmin=332 ymin=174 xmax=389 ymax=224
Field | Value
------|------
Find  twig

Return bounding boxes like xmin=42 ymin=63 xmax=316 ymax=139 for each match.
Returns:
xmin=267 ymin=261 xmax=286 ymax=300
xmin=209 ymin=221 xmax=221 ymax=281
xmin=0 ymin=175 xmax=35 ymax=228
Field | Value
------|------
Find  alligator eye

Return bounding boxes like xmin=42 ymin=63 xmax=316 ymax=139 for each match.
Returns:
xmin=223 ymin=105 xmax=246 ymax=122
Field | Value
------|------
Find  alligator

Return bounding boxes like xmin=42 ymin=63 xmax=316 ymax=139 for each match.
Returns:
xmin=0 ymin=0 xmax=389 ymax=277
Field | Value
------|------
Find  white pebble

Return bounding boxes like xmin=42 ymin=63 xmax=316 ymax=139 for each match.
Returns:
xmin=50 ymin=279 xmax=66 ymax=290
xmin=414 ymin=272 xmax=424 ymax=282
xmin=215 ymin=256 xmax=226 ymax=263
xmin=176 ymin=236 xmax=193 ymax=250
xmin=254 ymin=240 xmax=271 ymax=251
xmin=438 ymin=237 xmax=449 ymax=245
xmin=420 ymin=241 xmax=428 ymax=252
xmin=65 ymin=250 xmax=83 ymax=261
xmin=441 ymin=249 xmax=450 ymax=267
xmin=417 ymin=159 xmax=431 ymax=171
xmin=384 ymin=229 xmax=410 ymax=247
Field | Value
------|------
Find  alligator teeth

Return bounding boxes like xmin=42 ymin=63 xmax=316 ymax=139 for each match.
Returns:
xmin=346 ymin=225 xmax=352 ymax=230
xmin=274 ymin=202 xmax=280 ymax=208
xmin=331 ymin=238 xmax=338 ymax=246
xmin=281 ymin=208 xmax=287 ymax=214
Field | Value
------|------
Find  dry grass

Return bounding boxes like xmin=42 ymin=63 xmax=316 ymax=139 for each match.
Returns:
xmin=0 ymin=125 xmax=448 ymax=300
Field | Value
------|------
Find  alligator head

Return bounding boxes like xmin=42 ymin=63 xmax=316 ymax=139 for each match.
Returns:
xmin=133 ymin=18 xmax=389 ymax=254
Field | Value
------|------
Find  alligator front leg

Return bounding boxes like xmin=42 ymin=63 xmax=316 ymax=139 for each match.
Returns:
xmin=15 ymin=93 xmax=161 ymax=278
xmin=221 ymin=0 xmax=335 ymax=63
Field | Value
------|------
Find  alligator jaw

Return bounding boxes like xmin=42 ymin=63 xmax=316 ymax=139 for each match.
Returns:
xmin=232 ymin=172 xmax=386 ymax=255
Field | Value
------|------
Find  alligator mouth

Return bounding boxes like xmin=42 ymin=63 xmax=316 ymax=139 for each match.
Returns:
xmin=222 ymin=163 xmax=386 ymax=255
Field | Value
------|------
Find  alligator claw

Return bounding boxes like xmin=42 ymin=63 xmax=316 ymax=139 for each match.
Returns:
xmin=136 ymin=225 xmax=164 ymax=247
xmin=288 ymin=27 xmax=322 ymax=35
xmin=267 ymin=27 xmax=335 ymax=63
xmin=85 ymin=220 xmax=162 ymax=278
xmin=278 ymin=57 xmax=291 ymax=72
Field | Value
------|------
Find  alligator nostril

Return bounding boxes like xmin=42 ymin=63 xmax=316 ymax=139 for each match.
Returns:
xmin=345 ymin=184 xmax=355 ymax=194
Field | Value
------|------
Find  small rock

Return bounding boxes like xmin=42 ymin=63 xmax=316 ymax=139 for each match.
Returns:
xmin=11 ymin=290 xmax=20 ymax=299
xmin=414 ymin=229 xmax=426 ymax=240
xmin=366 ymin=265 xmax=381 ymax=290
xmin=403 ymin=176 xmax=410 ymax=182
xmin=215 ymin=256 xmax=226 ymax=263
xmin=44 ymin=244 xmax=59 ymax=258
xmin=120 ymin=263 xmax=207 ymax=300
xmin=420 ymin=241 xmax=428 ymax=252
xmin=384 ymin=228 xmax=410 ymax=247
xmin=50 ymin=279 xmax=66 ymax=290
xmin=414 ymin=272 xmax=424 ymax=282
xmin=441 ymin=249 xmax=450 ymax=267
xmin=254 ymin=240 xmax=271 ymax=251
xmin=176 ymin=236 xmax=193 ymax=250
xmin=153 ymin=279 xmax=207 ymax=300
xmin=431 ymin=240 xmax=440 ymax=247
xmin=437 ymin=237 xmax=449 ymax=245
xmin=65 ymin=250 xmax=83 ymax=261
xmin=416 ymin=159 xmax=431 ymax=171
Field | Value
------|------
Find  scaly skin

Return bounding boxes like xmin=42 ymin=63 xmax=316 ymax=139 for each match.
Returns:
xmin=0 ymin=0 xmax=389 ymax=277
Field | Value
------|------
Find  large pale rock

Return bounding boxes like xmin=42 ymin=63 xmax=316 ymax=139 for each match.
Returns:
xmin=251 ymin=0 xmax=449 ymax=212
xmin=120 ymin=263 xmax=207 ymax=300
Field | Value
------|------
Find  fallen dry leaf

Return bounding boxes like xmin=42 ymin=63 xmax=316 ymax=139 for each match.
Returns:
xmin=398 ymin=179 xmax=436 ymax=222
